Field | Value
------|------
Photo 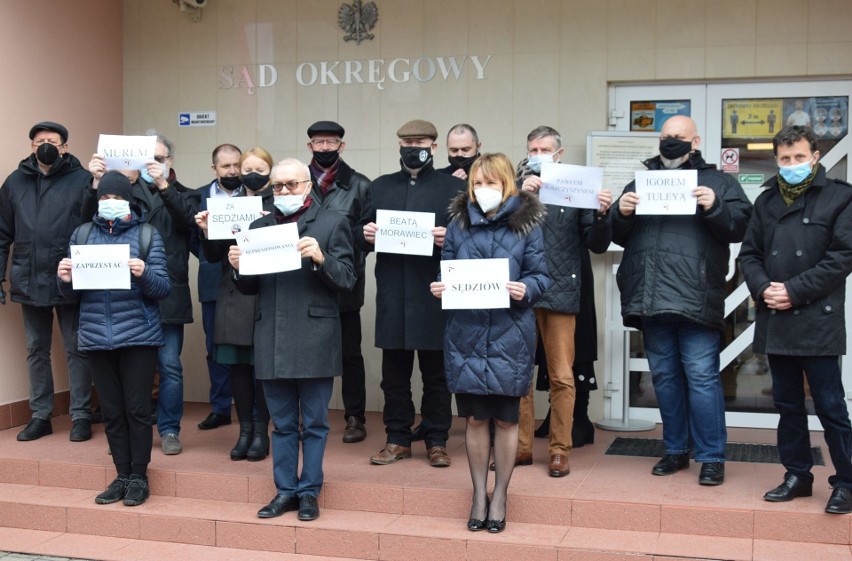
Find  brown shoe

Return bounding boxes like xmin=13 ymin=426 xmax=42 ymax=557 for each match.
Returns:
xmin=549 ymin=454 xmax=570 ymax=477
xmin=342 ymin=416 xmax=366 ymax=443
xmin=489 ymin=451 xmax=532 ymax=471
xmin=428 ymin=446 xmax=452 ymax=468
xmin=370 ymin=443 xmax=412 ymax=465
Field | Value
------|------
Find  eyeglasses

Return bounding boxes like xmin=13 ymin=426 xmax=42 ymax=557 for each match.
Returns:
xmin=153 ymin=155 xmax=170 ymax=163
xmin=310 ymin=138 xmax=342 ymax=148
xmin=272 ymin=179 xmax=310 ymax=192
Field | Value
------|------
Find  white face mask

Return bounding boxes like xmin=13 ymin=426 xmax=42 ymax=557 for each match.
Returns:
xmin=527 ymin=153 xmax=555 ymax=173
xmin=273 ymin=193 xmax=305 ymax=216
xmin=474 ymin=188 xmax=503 ymax=214
xmin=98 ymin=199 xmax=131 ymax=221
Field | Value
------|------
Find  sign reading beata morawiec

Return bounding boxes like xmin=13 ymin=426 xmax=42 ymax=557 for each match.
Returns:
xmin=218 ymin=55 xmax=493 ymax=94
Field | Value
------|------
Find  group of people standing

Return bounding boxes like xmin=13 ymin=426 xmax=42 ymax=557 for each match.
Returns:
xmin=1 ymin=114 xmax=851 ymax=528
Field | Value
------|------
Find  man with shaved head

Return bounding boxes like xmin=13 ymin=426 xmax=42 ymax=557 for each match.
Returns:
xmin=612 ymin=115 xmax=752 ymax=486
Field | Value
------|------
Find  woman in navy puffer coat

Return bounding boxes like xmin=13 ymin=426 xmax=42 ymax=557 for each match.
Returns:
xmin=431 ymin=154 xmax=549 ymax=533
xmin=58 ymin=171 xmax=170 ymax=508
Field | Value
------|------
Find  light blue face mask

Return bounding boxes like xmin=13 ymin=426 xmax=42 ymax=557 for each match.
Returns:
xmin=273 ymin=193 xmax=305 ymax=216
xmin=779 ymin=160 xmax=813 ymax=185
xmin=98 ymin=199 xmax=131 ymax=221
xmin=140 ymin=163 xmax=167 ymax=184
xmin=527 ymin=153 xmax=554 ymax=174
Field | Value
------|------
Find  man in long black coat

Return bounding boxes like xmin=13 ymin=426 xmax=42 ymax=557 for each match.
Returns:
xmin=357 ymin=119 xmax=464 ymax=467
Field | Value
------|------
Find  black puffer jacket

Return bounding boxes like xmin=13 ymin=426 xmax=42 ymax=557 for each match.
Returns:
xmin=309 ymin=159 xmax=371 ymax=312
xmin=82 ymin=176 xmax=197 ymax=324
xmin=739 ymin=165 xmax=852 ymax=355
xmin=612 ymin=151 xmax=752 ymax=331
xmin=0 ymin=153 xmax=91 ymax=306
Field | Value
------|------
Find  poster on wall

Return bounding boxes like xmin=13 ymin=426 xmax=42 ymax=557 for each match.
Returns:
xmin=722 ymin=96 xmax=849 ymax=140
xmin=630 ymin=100 xmax=691 ymax=132
xmin=587 ymin=132 xmax=660 ymax=198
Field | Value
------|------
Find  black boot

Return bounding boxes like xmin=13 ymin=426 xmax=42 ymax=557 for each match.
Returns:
xmin=247 ymin=420 xmax=270 ymax=462
xmin=534 ymin=407 xmax=551 ymax=438
xmin=231 ymin=422 xmax=253 ymax=461
xmin=572 ymin=385 xmax=595 ymax=448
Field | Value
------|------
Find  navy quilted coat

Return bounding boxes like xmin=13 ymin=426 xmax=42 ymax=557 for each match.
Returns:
xmin=443 ymin=191 xmax=550 ymax=397
xmin=58 ymin=213 xmax=170 ymax=350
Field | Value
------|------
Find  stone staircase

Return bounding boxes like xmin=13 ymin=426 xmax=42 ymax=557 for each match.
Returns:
xmin=0 ymin=404 xmax=849 ymax=561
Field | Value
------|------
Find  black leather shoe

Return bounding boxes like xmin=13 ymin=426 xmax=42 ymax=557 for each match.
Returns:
xmin=257 ymin=494 xmax=299 ymax=518
xmin=763 ymin=474 xmax=813 ymax=502
xmin=486 ymin=518 xmax=506 ymax=533
xmin=96 ymin=475 xmax=130 ymax=504
xmin=297 ymin=494 xmax=320 ymax=521
xmin=698 ymin=462 xmax=725 ymax=486
xmin=342 ymin=416 xmax=366 ymax=443
xmin=69 ymin=419 xmax=92 ymax=442
xmin=230 ymin=422 xmax=253 ymax=461
xmin=17 ymin=418 xmax=52 ymax=441
xmin=652 ymin=453 xmax=689 ymax=476
xmin=826 ymin=487 xmax=852 ymax=514
xmin=467 ymin=498 xmax=489 ymax=531
xmin=197 ymin=412 xmax=232 ymax=430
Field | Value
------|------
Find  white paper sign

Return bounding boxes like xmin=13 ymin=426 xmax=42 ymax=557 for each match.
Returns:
xmin=441 ymin=258 xmax=510 ymax=310
xmin=540 ymin=162 xmax=603 ymax=209
xmin=97 ymin=135 xmax=158 ymax=171
xmin=634 ymin=169 xmax=698 ymax=215
xmin=374 ymin=209 xmax=435 ymax=256
xmin=235 ymin=223 xmax=301 ymax=275
xmin=206 ymin=197 xmax=264 ymax=240
xmin=70 ymin=244 xmax=130 ymax=290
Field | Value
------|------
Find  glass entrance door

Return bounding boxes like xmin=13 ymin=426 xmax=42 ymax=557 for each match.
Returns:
xmin=608 ymin=80 xmax=852 ymax=429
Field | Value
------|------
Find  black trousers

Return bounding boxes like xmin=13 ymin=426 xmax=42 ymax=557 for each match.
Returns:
xmin=89 ymin=346 xmax=157 ymax=476
xmin=340 ymin=309 xmax=367 ymax=421
xmin=380 ymin=349 xmax=450 ymax=447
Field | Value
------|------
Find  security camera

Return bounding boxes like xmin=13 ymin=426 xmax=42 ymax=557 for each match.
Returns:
xmin=174 ymin=0 xmax=207 ymax=22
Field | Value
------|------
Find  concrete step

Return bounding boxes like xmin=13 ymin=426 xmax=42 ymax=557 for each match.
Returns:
xmin=5 ymin=482 xmax=838 ymax=561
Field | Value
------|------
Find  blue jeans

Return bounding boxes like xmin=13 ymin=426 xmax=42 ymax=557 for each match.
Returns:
xmin=768 ymin=355 xmax=852 ymax=489
xmin=263 ymin=377 xmax=333 ymax=498
xmin=642 ymin=316 xmax=726 ymax=462
xmin=156 ymin=324 xmax=185 ymax=436
xmin=202 ymin=302 xmax=232 ymax=416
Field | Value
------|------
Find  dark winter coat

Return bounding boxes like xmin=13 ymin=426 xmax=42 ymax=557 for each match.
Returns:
xmin=739 ymin=165 xmax=852 ymax=355
xmin=200 ymin=189 xmax=266 ymax=347
xmin=234 ymin=201 xmax=356 ymax=380
xmin=0 ymin=153 xmax=91 ymax=306
xmin=442 ymin=191 xmax=550 ymax=397
xmin=58 ymin=213 xmax=170 ymax=350
xmin=535 ymin=202 xmax=612 ymax=314
xmin=612 ymin=151 xmax=752 ymax=331
xmin=82 ymin=176 xmax=198 ymax=324
xmin=309 ymin=159 xmax=371 ymax=312
xmin=356 ymin=161 xmax=465 ymax=350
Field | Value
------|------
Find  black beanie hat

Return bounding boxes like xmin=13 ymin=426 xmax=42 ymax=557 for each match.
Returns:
xmin=98 ymin=171 xmax=133 ymax=201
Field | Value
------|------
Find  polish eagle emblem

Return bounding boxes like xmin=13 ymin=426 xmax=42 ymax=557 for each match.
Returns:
xmin=338 ymin=0 xmax=379 ymax=45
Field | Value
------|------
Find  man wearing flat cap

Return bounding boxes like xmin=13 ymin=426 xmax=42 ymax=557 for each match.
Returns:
xmin=306 ymin=121 xmax=373 ymax=444
xmin=357 ymin=119 xmax=465 ymax=467
xmin=0 ymin=121 xmax=93 ymax=442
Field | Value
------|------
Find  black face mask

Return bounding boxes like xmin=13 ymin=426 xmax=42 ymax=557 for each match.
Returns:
xmin=659 ymin=137 xmax=693 ymax=160
xmin=312 ymin=150 xmax=340 ymax=169
xmin=241 ymin=172 xmax=270 ymax=192
xmin=448 ymin=153 xmax=479 ymax=172
xmin=219 ymin=175 xmax=242 ymax=191
xmin=35 ymin=143 xmax=60 ymax=166
xmin=400 ymin=146 xmax=431 ymax=169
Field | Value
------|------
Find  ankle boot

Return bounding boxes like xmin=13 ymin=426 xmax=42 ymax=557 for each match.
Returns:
xmin=247 ymin=420 xmax=270 ymax=462
xmin=231 ymin=422 xmax=253 ymax=461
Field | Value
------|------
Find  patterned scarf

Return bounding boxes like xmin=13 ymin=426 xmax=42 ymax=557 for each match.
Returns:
xmin=309 ymin=158 xmax=341 ymax=197
xmin=777 ymin=165 xmax=818 ymax=206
